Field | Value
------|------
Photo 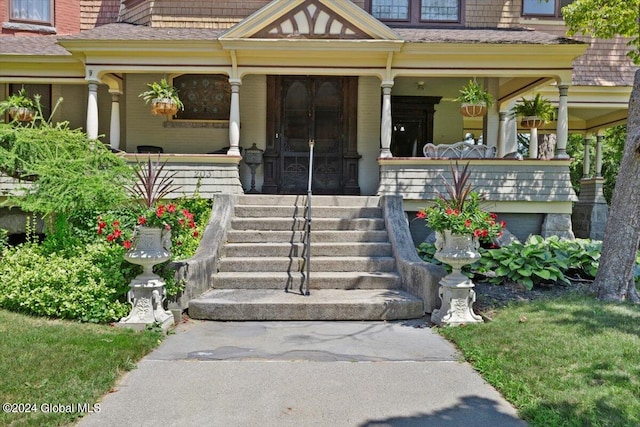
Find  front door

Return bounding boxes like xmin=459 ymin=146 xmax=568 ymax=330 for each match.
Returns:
xmin=263 ymin=76 xmax=360 ymax=195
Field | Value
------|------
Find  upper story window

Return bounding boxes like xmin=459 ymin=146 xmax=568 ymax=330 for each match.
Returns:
xmin=522 ymin=0 xmax=574 ymax=18
xmin=9 ymin=0 xmax=53 ymax=25
xmin=368 ymin=0 xmax=462 ymax=26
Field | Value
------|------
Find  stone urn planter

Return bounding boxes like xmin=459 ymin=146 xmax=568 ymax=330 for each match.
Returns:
xmin=118 ymin=226 xmax=175 ymax=330
xmin=430 ymin=230 xmax=483 ymax=326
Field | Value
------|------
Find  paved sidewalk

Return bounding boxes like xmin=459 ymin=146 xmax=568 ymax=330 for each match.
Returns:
xmin=77 ymin=318 xmax=526 ymax=427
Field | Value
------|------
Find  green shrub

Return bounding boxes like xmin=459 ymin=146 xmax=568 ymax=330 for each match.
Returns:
xmin=473 ymin=236 xmax=571 ymax=289
xmin=0 ymin=228 xmax=7 ymax=248
xmin=418 ymin=235 xmax=621 ymax=290
xmin=0 ymin=242 xmax=130 ymax=323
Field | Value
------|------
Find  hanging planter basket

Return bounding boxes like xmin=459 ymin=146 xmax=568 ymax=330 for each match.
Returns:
xmin=150 ymin=98 xmax=179 ymax=116
xmin=459 ymin=103 xmax=487 ymax=118
xmin=9 ymin=107 xmax=34 ymax=122
xmin=520 ymin=116 xmax=545 ymax=129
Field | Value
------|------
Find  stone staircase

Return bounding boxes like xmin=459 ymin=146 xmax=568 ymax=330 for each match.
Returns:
xmin=188 ymin=195 xmax=424 ymax=321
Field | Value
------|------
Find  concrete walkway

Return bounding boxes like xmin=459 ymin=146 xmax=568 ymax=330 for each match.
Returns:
xmin=77 ymin=318 xmax=526 ymax=427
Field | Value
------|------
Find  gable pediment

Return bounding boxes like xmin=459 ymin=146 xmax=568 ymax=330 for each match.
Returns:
xmin=221 ymin=0 xmax=399 ymax=41
xmin=253 ymin=1 xmax=368 ymax=39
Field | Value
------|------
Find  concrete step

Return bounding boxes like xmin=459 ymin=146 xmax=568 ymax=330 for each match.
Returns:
xmin=211 ymin=271 xmax=401 ymax=290
xmin=218 ymin=256 xmax=396 ymax=273
xmin=234 ymin=205 xmax=383 ymax=219
xmin=188 ymin=289 xmax=424 ymax=321
xmin=223 ymin=242 xmax=392 ymax=257
xmin=226 ymin=230 xmax=390 ymax=243
xmin=231 ymin=217 xmax=386 ymax=231
xmin=238 ymin=195 xmax=380 ymax=207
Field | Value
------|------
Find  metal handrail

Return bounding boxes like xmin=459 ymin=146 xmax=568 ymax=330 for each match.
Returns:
xmin=303 ymin=139 xmax=314 ymax=296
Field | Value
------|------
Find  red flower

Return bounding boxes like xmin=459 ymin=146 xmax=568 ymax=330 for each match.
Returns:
xmin=113 ymin=229 xmax=122 ymax=238
xmin=490 ymin=213 xmax=498 ymax=220
xmin=138 ymin=216 xmax=147 ymax=225
xmin=98 ymin=221 xmax=106 ymax=229
xmin=473 ymin=229 xmax=482 ymax=238
xmin=113 ymin=220 xmax=120 ymax=227
xmin=97 ymin=228 xmax=103 ymax=235
xmin=123 ymin=240 xmax=132 ymax=250
xmin=193 ymin=231 xmax=199 ymax=238
xmin=188 ymin=220 xmax=196 ymax=229
xmin=481 ymin=229 xmax=489 ymax=237
xmin=107 ymin=234 xmax=115 ymax=242
xmin=165 ymin=224 xmax=171 ymax=230
xmin=500 ymin=221 xmax=507 ymax=228
xmin=446 ymin=208 xmax=454 ymax=215
xmin=167 ymin=204 xmax=177 ymax=213
xmin=156 ymin=205 xmax=166 ymax=218
xmin=464 ymin=219 xmax=472 ymax=227
xmin=416 ymin=211 xmax=426 ymax=219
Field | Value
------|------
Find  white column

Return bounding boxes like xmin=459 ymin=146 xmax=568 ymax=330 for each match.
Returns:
xmin=228 ymin=78 xmax=242 ymax=156
xmin=109 ymin=92 xmax=121 ymax=151
xmin=380 ymin=80 xmax=394 ymax=158
xmin=582 ymin=134 xmax=591 ymax=178
xmin=86 ymin=82 xmax=99 ymax=140
xmin=529 ymin=127 xmax=538 ymax=159
xmin=555 ymin=84 xmax=569 ymax=159
xmin=485 ymin=78 xmax=499 ymax=150
xmin=595 ymin=131 xmax=604 ymax=177
xmin=497 ymin=111 xmax=508 ymax=158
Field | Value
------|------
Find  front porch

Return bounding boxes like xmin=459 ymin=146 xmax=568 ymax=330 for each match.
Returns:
xmin=0 ymin=152 xmax=578 ymax=242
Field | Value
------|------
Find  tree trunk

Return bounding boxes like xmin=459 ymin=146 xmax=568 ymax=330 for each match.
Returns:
xmin=538 ymin=133 xmax=556 ymax=160
xmin=592 ymin=69 xmax=640 ymax=302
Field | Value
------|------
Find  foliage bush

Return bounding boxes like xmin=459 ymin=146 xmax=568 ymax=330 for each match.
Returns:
xmin=0 ymin=242 xmax=130 ymax=323
xmin=0 ymin=114 xmax=213 ymax=323
xmin=0 ymin=228 xmax=7 ymax=248
xmin=418 ymin=235 xmax=630 ymax=290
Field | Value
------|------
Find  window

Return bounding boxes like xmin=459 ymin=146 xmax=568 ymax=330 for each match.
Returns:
xmin=369 ymin=0 xmax=461 ymax=26
xmin=522 ymin=0 xmax=574 ymax=18
xmin=10 ymin=0 xmax=53 ymax=25
xmin=173 ymin=74 xmax=230 ymax=121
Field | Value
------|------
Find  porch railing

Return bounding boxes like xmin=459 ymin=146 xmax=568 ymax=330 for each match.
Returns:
xmin=303 ymin=139 xmax=315 ymax=296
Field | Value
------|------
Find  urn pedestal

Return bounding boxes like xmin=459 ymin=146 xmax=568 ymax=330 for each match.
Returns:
xmin=118 ymin=227 xmax=175 ymax=331
xmin=431 ymin=231 xmax=483 ymax=326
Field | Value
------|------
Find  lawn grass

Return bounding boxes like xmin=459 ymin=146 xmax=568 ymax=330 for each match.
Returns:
xmin=440 ymin=295 xmax=640 ymax=427
xmin=0 ymin=309 xmax=163 ymax=426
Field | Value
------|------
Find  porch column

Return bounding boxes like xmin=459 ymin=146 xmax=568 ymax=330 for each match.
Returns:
xmin=529 ymin=127 xmax=538 ymax=159
xmin=497 ymin=111 xmax=508 ymax=157
xmin=109 ymin=92 xmax=121 ymax=151
xmin=380 ymin=80 xmax=394 ymax=158
xmin=555 ymin=85 xmax=569 ymax=159
xmin=228 ymin=78 xmax=242 ymax=156
xmin=485 ymin=78 xmax=500 ymax=150
xmin=86 ymin=82 xmax=99 ymax=140
xmin=595 ymin=131 xmax=604 ymax=177
xmin=582 ymin=134 xmax=591 ymax=178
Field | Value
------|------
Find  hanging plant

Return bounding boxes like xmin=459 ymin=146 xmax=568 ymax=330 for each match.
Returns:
xmin=455 ymin=79 xmax=494 ymax=117
xmin=511 ymin=94 xmax=556 ymax=129
xmin=139 ymin=78 xmax=184 ymax=116
xmin=0 ymin=87 xmax=38 ymax=122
